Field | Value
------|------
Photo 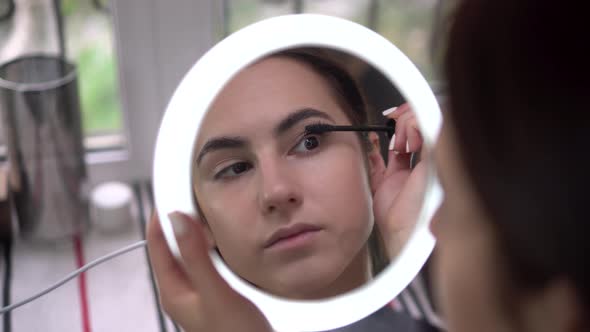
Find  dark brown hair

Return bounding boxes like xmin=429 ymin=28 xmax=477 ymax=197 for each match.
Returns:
xmin=273 ymin=48 xmax=370 ymax=140
xmin=445 ymin=0 xmax=589 ymax=313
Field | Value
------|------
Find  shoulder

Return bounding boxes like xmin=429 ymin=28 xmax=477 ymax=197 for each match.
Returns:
xmin=328 ymin=262 xmax=446 ymax=332
xmin=392 ymin=269 xmax=446 ymax=331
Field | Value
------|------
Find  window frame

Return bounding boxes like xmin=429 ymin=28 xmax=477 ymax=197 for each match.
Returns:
xmin=87 ymin=0 xmax=222 ymax=185
xmin=2 ymin=0 xmax=445 ymax=185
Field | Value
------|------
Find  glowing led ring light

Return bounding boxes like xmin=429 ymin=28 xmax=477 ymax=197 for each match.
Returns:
xmin=153 ymin=14 xmax=442 ymax=332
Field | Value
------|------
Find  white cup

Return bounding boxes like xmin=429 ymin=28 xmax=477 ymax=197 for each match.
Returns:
xmin=90 ymin=181 xmax=134 ymax=234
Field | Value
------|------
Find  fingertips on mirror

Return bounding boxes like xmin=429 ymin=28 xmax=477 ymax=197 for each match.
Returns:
xmin=169 ymin=212 xmax=188 ymax=238
xmin=382 ymin=106 xmax=398 ymax=116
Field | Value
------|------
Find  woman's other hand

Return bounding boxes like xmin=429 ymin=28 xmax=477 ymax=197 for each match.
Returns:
xmin=147 ymin=211 xmax=273 ymax=332
xmin=370 ymin=103 xmax=428 ymax=259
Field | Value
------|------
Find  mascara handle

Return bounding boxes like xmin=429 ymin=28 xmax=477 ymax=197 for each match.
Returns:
xmin=385 ymin=119 xmax=395 ymax=139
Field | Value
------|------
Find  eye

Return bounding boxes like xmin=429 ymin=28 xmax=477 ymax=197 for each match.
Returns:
xmin=215 ymin=161 xmax=252 ymax=179
xmin=292 ymin=135 xmax=321 ymax=153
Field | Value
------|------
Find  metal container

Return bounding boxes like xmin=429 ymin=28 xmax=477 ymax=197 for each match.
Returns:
xmin=0 ymin=54 xmax=88 ymax=241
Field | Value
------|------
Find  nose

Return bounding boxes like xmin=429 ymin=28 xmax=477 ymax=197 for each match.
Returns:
xmin=257 ymin=158 xmax=302 ymax=216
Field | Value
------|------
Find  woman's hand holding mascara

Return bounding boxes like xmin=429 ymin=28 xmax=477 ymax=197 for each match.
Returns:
xmin=370 ymin=103 xmax=428 ymax=259
xmin=147 ymin=212 xmax=272 ymax=332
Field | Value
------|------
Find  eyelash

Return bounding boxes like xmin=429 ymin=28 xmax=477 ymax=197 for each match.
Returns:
xmin=212 ymin=124 xmax=330 ymax=180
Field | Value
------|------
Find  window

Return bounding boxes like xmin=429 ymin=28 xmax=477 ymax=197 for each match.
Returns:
xmin=61 ymin=0 xmax=125 ymax=149
xmin=0 ymin=0 xmax=125 ymax=152
xmin=223 ymin=0 xmax=443 ymax=83
xmin=1 ymin=1 xmax=444 ymax=184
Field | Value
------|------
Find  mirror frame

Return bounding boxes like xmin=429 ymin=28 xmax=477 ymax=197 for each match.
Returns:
xmin=153 ymin=14 xmax=442 ymax=332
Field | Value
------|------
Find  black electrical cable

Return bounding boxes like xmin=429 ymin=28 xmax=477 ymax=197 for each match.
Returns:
xmin=52 ymin=0 xmax=66 ymax=58
xmin=2 ymin=239 xmax=13 ymax=332
xmin=133 ymin=182 xmax=169 ymax=332
xmin=145 ymin=181 xmax=181 ymax=332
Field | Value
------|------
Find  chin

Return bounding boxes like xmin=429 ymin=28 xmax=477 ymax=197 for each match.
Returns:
xmin=265 ymin=258 xmax=354 ymax=300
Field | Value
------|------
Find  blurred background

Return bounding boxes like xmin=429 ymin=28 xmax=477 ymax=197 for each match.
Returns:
xmin=0 ymin=1 xmax=449 ymax=331
xmin=1 ymin=0 xmax=447 ymax=185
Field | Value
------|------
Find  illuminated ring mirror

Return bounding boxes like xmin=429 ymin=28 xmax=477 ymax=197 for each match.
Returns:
xmin=153 ymin=14 xmax=442 ymax=332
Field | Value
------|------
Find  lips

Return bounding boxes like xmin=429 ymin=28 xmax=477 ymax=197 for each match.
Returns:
xmin=264 ymin=223 xmax=322 ymax=249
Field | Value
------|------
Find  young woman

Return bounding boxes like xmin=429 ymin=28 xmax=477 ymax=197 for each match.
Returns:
xmin=147 ymin=49 xmax=427 ymax=330
xmin=148 ymin=0 xmax=590 ymax=331
xmin=431 ymin=1 xmax=589 ymax=331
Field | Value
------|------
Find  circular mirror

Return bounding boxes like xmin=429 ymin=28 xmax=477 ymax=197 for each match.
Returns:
xmin=153 ymin=14 xmax=442 ymax=332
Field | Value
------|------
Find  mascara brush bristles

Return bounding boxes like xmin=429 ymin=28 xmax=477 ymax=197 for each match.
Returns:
xmin=305 ymin=124 xmax=394 ymax=138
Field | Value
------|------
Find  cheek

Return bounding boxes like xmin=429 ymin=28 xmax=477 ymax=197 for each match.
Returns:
xmin=197 ymin=194 xmax=263 ymax=279
xmin=195 ymin=188 xmax=258 ymax=253
xmin=434 ymin=207 xmax=513 ymax=332
xmin=303 ymin=148 xmax=374 ymax=236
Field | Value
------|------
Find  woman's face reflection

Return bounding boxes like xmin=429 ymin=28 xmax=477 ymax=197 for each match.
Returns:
xmin=192 ymin=55 xmax=379 ymax=299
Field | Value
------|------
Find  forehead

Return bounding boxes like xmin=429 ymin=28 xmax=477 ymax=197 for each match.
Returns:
xmin=194 ymin=56 xmax=349 ymax=147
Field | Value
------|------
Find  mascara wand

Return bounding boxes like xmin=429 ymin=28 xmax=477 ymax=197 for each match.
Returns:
xmin=305 ymin=123 xmax=394 ymax=139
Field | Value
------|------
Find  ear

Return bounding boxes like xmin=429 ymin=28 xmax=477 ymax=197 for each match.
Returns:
xmin=521 ymin=279 xmax=586 ymax=332
xmin=367 ymin=132 xmax=387 ymax=195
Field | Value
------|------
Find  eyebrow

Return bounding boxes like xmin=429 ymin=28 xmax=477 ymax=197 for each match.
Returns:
xmin=195 ymin=136 xmax=247 ymax=166
xmin=195 ymin=108 xmax=334 ymax=166
xmin=274 ymin=107 xmax=334 ymax=136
